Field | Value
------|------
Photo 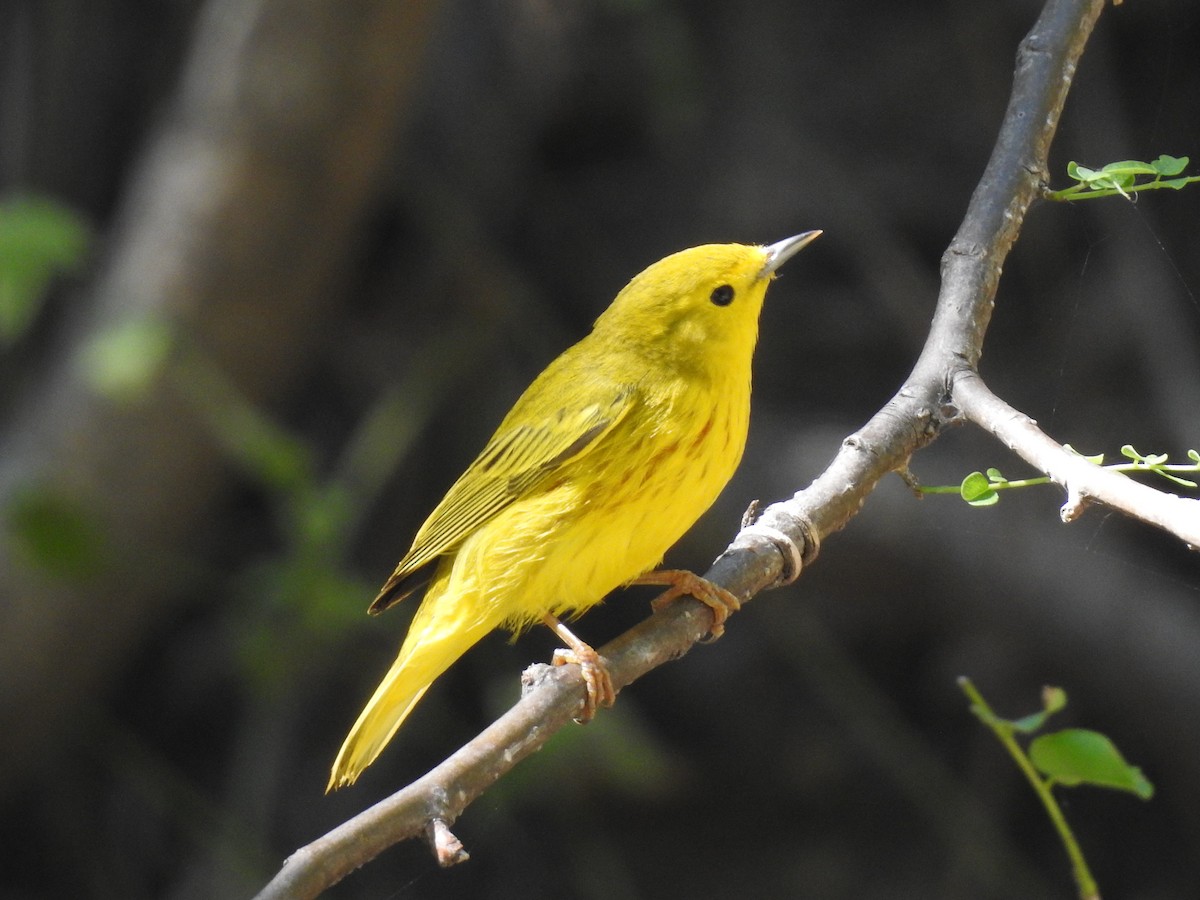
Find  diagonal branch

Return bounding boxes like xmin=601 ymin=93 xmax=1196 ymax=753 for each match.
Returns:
xmin=256 ymin=0 xmax=1110 ymax=896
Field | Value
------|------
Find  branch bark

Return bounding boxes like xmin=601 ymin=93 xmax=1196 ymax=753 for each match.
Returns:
xmin=256 ymin=1 xmax=1151 ymax=896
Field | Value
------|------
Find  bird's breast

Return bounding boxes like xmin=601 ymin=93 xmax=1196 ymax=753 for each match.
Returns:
xmin=460 ymin=372 xmax=752 ymax=630
xmin=532 ymin=374 xmax=750 ymax=613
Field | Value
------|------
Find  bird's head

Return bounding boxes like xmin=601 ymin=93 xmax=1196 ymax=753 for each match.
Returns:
xmin=592 ymin=232 xmax=821 ymax=370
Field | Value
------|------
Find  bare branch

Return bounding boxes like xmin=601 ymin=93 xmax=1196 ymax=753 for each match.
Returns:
xmin=256 ymin=0 xmax=1118 ymax=895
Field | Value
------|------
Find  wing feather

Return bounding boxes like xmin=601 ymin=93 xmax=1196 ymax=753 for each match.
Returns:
xmin=369 ymin=386 xmax=635 ymax=613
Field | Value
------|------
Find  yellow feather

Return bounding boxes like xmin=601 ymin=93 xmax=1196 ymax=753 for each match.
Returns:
xmin=329 ymin=233 xmax=820 ymax=790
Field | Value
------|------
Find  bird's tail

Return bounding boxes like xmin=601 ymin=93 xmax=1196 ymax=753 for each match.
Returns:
xmin=327 ymin=583 xmax=498 ymax=791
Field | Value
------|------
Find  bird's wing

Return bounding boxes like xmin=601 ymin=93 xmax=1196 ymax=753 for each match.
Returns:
xmin=369 ymin=386 xmax=635 ymax=613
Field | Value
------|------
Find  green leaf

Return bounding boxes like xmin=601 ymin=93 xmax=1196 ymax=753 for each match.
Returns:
xmin=1156 ymin=471 xmax=1197 ymax=488
xmin=960 ymin=471 xmax=999 ymax=506
xmin=81 ymin=316 xmax=174 ymax=401
xmin=0 ymin=195 xmax=90 ymax=342
xmin=966 ymin=493 xmax=999 ymax=507
xmin=1011 ymin=711 xmax=1051 ymax=734
xmin=1067 ymin=162 xmax=1096 ymax=182
xmin=1099 ymin=160 xmax=1158 ymax=178
xmin=1042 ymin=685 xmax=1067 ymax=714
xmin=1009 ymin=686 xmax=1067 ymax=733
xmin=5 ymin=484 xmax=106 ymax=580
xmin=1161 ymin=177 xmax=1193 ymax=190
xmin=1030 ymin=729 xmax=1155 ymax=799
xmin=1120 ymin=444 xmax=1140 ymax=460
xmin=1188 ymin=449 xmax=1200 ymax=463
xmin=985 ymin=467 xmax=1007 ymax=484
xmin=1063 ymin=444 xmax=1104 ymax=465
xmin=1151 ymin=154 xmax=1189 ymax=176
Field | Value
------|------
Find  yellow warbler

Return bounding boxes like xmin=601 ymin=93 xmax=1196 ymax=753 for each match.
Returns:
xmin=329 ymin=232 xmax=820 ymax=790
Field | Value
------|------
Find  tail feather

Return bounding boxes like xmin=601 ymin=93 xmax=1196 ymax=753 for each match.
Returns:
xmin=328 ymin=593 xmax=497 ymax=791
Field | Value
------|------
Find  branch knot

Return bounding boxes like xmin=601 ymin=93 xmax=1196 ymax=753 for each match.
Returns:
xmin=736 ymin=507 xmax=821 ymax=587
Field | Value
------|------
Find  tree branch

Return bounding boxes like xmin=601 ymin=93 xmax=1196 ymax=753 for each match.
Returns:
xmin=953 ymin=372 xmax=1200 ymax=545
xmin=256 ymin=0 xmax=1116 ymax=896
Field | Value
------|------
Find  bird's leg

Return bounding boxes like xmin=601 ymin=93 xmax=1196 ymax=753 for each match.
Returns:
xmin=543 ymin=614 xmax=615 ymax=722
xmin=633 ymin=569 xmax=742 ymax=642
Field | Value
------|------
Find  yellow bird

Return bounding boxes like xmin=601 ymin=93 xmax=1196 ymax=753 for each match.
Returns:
xmin=329 ymin=232 xmax=820 ymax=790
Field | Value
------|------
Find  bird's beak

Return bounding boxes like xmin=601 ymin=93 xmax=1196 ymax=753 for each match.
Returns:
xmin=759 ymin=230 xmax=822 ymax=279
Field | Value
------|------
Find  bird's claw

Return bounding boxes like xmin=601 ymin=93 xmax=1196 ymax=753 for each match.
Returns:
xmin=552 ymin=644 xmax=615 ymax=722
xmin=642 ymin=569 xmax=742 ymax=641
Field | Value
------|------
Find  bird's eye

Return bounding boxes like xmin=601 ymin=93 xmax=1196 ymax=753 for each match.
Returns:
xmin=710 ymin=284 xmax=735 ymax=306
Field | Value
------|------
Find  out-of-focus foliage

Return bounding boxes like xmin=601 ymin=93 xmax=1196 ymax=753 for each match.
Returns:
xmin=0 ymin=194 xmax=89 ymax=342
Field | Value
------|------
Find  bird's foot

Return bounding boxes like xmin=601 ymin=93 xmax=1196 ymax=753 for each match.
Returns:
xmin=635 ymin=569 xmax=742 ymax=642
xmin=543 ymin=614 xmax=615 ymax=722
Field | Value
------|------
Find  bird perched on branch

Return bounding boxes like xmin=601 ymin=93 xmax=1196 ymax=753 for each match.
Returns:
xmin=329 ymin=231 xmax=821 ymax=791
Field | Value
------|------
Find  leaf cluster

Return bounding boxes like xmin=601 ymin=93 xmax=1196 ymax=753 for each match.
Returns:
xmin=1049 ymin=154 xmax=1199 ymax=200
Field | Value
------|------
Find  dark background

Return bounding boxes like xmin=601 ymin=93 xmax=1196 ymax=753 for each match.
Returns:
xmin=2 ymin=1 xmax=1199 ymax=898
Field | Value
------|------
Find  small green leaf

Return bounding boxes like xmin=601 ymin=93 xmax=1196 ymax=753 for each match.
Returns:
xmin=1161 ymin=177 xmax=1193 ymax=190
xmin=1063 ymin=444 xmax=1104 ymax=465
xmin=1187 ymin=449 xmax=1200 ymax=463
xmin=1120 ymin=444 xmax=1140 ymax=460
xmin=1156 ymin=471 xmax=1197 ymax=488
xmin=960 ymin=471 xmax=989 ymax=496
xmin=1010 ymin=687 xmax=1066 ymax=734
xmin=1011 ymin=711 xmax=1051 ymax=734
xmin=985 ymin=467 xmax=1007 ymax=484
xmin=81 ymin=316 xmax=174 ymax=401
xmin=0 ymin=195 xmax=90 ymax=342
xmin=1030 ymin=729 xmax=1155 ymax=799
xmin=1042 ymin=685 xmax=1067 ymax=714
xmin=960 ymin=471 xmax=999 ymax=506
xmin=1099 ymin=160 xmax=1158 ymax=177
xmin=1067 ymin=162 xmax=1097 ymax=182
xmin=1152 ymin=154 xmax=1189 ymax=176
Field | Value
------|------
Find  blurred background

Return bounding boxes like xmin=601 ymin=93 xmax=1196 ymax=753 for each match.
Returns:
xmin=2 ymin=1 xmax=1199 ymax=897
